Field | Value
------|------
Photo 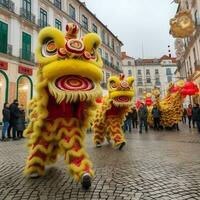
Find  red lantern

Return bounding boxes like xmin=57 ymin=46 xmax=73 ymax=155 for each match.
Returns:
xmin=145 ymin=97 xmax=152 ymax=106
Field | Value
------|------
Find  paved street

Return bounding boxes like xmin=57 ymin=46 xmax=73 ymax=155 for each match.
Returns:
xmin=0 ymin=124 xmax=200 ymax=200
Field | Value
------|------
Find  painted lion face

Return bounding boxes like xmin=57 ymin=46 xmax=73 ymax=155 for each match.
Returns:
xmin=107 ymin=74 xmax=135 ymax=107
xmin=36 ymin=23 xmax=103 ymax=104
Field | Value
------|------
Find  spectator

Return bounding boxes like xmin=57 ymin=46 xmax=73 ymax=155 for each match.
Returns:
xmin=8 ymin=99 xmax=20 ymax=140
xmin=1 ymin=102 xmax=10 ymax=141
xmin=193 ymin=103 xmax=200 ymax=133
xmin=187 ymin=104 xmax=193 ymax=128
xmin=138 ymin=103 xmax=148 ymax=134
xmin=131 ymin=107 xmax=138 ymax=129
xmin=124 ymin=111 xmax=132 ymax=133
xmin=182 ymin=107 xmax=187 ymax=124
xmin=192 ymin=103 xmax=199 ymax=129
xmin=16 ymin=105 xmax=26 ymax=138
xmin=152 ymin=104 xmax=160 ymax=130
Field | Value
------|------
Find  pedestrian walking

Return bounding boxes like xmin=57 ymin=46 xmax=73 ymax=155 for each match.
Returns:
xmin=8 ymin=100 xmax=20 ymax=140
xmin=152 ymin=104 xmax=160 ymax=130
xmin=182 ymin=107 xmax=187 ymax=124
xmin=1 ymin=102 xmax=10 ymax=141
xmin=138 ymin=103 xmax=148 ymax=134
xmin=16 ymin=105 xmax=26 ymax=138
xmin=124 ymin=111 xmax=132 ymax=133
xmin=187 ymin=104 xmax=193 ymax=128
xmin=195 ymin=105 xmax=200 ymax=133
xmin=131 ymin=107 xmax=138 ymax=129
xmin=192 ymin=103 xmax=199 ymax=129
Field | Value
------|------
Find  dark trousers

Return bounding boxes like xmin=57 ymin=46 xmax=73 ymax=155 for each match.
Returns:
xmin=188 ymin=116 xmax=192 ymax=128
xmin=8 ymin=123 xmax=17 ymax=139
xmin=182 ymin=116 xmax=186 ymax=124
xmin=132 ymin=119 xmax=138 ymax=128
xmin=124 ymin=119 xmax=132 ymax=132
xmin=139 ymin=118 xmax=148 ymax=133
xmin=196 ymin=121 xmax=200 ymax=133
xmin=153 ymin=117 xmax=160 ymax=130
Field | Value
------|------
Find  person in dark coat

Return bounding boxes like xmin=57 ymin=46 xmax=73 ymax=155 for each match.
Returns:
xmin=16 ymin=105 xmax=26 ymax=138
xmin=192 ymin=103 xmax=199 ymax=129
xmin=151 ymin=104 xmax=160 ymax=130
xmin=1 ymin=102 xmax=10 ymax=141
xmin=131 ymin=107 xmax=138 ymax=129
xmin=138 ymin=103 xmax=148 ymax=134
xmin=8 ymin=99 xmax=20 ymax=140
xmin=124 ymin=112 xmax=133 ymax=133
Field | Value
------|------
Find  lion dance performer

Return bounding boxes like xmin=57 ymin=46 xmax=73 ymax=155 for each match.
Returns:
xmin=93 ymin=75 xmax=134 ymax=150
xmin=23 ymin=23 xmax=103 ymax=189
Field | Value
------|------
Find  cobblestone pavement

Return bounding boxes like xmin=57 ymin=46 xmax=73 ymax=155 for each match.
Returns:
xmin=0 ymin=124 xmax=200 ymax=200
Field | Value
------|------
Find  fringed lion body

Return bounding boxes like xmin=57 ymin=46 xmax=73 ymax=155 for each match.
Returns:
xmin=23 ymin=23 xmax=103 ymax=189
xmin=93 ymin=75 xmax=134 ymax=150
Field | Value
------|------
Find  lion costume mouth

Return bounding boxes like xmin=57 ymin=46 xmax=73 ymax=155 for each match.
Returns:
xmin=112 ymin=96 xmax=132 ymax=107
xmin=55 ymin=75 xmax=94 ymax=91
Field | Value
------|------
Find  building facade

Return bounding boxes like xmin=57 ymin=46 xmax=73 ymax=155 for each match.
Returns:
xmin=174 ymin=0 xmax=200 ymax=103
xmin=0 ymin=0 xmax=123 ymax=121
xmin=121 ymin=52 xmax=177 ymax=101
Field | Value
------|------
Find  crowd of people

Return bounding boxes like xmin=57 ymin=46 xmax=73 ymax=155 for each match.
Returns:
xmin=1 ymin=100 xmax=26 ymax=141
xmin=123 ymin=103 xmax=200 ymax=134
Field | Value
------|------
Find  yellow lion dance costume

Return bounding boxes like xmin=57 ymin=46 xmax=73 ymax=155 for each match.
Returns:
xmin=93 ymin=75 xmax=134 ymax=150
xmin=23 ymin=23 xmax=103 ymax=189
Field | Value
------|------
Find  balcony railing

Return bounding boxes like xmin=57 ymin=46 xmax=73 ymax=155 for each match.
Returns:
xmin=20 ymin=48 xmax=35 ymax=63
xmin=20 ymin=8 xmax=36 ymax=24
xmin=0 ymin=0 xmax=15 ymax=12
xmin=102 ymin=58 xmax=122 ymax=73
xmin=54 ymin=0 xmax=61 ymax=10
xmin=38 ymin=19 xmax=50 ymax=28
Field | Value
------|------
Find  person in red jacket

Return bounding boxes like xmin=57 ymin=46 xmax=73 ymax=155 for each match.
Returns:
xmin=187 ymin=104 xmax=193 ymax=128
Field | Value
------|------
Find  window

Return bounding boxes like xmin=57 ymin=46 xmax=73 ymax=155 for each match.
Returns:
xmin=0 ymin=21 xmax=8 ymax=54
xmin=116 ymin=45 xmax=120 ymax=55
xmin=117 ymin=61 xmax=119 ymax=67
xmin=155 ymin=69 xmax=159 ymax=74
xmin=107 ymin=34 xmax=110 ymax=47
xmin=167 ymin=76 xmax=172 ymax=83
xmin=128 ymin=61 xmax=131 ymax=66
xmin=138 ymin=88 xmax=143 ymax=94
xmin=54 ymin=0 xmax=61 ymax=10
xmin=23 ymin=0 xmax=31 ymax=13
xmin=193 ymin=47 xmax=197 ymax=61
xmin=166 ymin=68 xmax=172 ymax=75
xmin=106 ymin=72 xmax=110 ymax=81
xmin=128 ymin=70 xmax=132 ymax=76
xmin=110 ymin=57 xmax=114 ymax=65
xmin=111 ymin=38 xmax=115 ymax=51
xmin=146 ymin=69 xmax=150 ymax=75
xmin=147 ymin=78 xmax=151 ymax=84
xmin=155 ymin=78 xmax=160 ymax=85
xmin=22 ymin=32 xmax=31 ymax=61
xmin=98 ymin=48 xmax=102 ymax=56
xmin=101 ymin=29 xmax=105 ymax=43
xmin=105 ymin=52 xmax=109 ymax=61
xmin=69 ymin=4 xmax=76 ymax=20
xmin=82 ymin=15 xmax=88 ymax=30
xmin=92 ymin=24 xmax=97 ymax=33
xmin=137 ymin=78 xmax=143 ymax=85
xmin=40 ymin=8 xmax=47 ymax=28
xmin=55 ymin=19 xmax=62 ymax=30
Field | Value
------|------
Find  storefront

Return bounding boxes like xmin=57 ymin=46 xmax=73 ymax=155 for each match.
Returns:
xmin=0 ymin=60 xmax=34 ymax=122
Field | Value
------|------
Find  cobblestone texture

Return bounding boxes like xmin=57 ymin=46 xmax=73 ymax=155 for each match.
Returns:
xmin=0 ymin=124 xmax=200 ymax=200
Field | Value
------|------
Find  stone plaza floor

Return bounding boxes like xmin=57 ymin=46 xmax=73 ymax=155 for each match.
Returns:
xmin=0 ymin=124 xmax=200 ymax=200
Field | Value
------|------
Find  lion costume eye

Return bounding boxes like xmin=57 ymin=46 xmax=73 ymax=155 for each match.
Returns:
xmin=42 ymin=39 xmax=57 ymax=57
xmin=110 ymin=80 xmax=117 ymax=89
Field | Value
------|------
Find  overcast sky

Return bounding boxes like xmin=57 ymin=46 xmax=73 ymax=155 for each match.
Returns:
xmin=84 ymin=0 xmax=178 ymax=59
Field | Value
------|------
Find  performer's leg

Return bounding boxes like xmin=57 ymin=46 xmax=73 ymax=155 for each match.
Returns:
xmin=24 ymin=137 xmax=55 ymax=177
xmin=106 ymin=118 xmax=126 ymax=150
xmin=93 ymin=124 xmax=105 ymax=147
xmin=58 ymin=119 xmax=94 ymax=189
